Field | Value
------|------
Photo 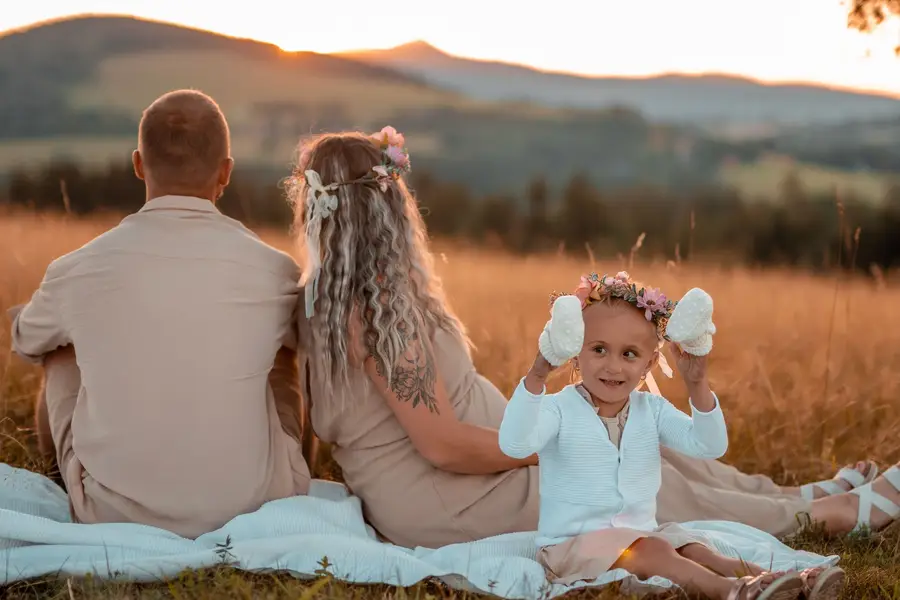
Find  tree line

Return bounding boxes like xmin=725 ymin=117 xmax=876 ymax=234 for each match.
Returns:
xmin=3 ymin=159 xmax=900 ymax=274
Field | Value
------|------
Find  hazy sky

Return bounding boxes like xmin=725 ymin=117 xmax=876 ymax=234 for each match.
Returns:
xmin=3 ymin=0 xmax=900 ymax=95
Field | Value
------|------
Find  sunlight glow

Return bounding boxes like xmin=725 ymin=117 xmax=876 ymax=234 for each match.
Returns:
xmin=2 ymin=0 xmax=899 ymax=95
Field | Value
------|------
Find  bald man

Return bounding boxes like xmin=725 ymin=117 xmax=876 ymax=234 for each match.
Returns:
xmin=9 ymin=90 xmax=311 ymax=538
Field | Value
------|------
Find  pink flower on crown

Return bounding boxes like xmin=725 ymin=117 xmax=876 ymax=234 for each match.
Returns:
xmin=601 ymin=274 xmax=626 ymax=294
xmin=615 ymin=271 xmax=630 ymax=282
xmin=636 ymin=287 xmax=668 ymax=321
xmin=385 ymin=145 xmax=410 ymax=169
xmin=372 ymin=126 xmax=405 ymax=148
xmin=574 ymin=276 xmax=594 ymax=307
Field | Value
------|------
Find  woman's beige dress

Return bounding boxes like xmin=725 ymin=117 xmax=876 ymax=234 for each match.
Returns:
xmin=301 ymin=324 xmax=812 ymax=550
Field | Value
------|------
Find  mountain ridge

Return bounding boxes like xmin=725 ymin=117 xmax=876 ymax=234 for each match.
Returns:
xmin=339 ymin=41 xmax=900 ymax=126
xmin=345 ymin=39 xmax=900 ymax=97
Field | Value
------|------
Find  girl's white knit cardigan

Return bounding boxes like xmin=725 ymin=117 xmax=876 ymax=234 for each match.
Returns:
xmin=499 ymin=380 xmax=728 ymax=547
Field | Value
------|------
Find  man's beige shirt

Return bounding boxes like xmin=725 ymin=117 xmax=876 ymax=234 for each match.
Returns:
xmin=10 ymin=195 xmax=310 ymax=537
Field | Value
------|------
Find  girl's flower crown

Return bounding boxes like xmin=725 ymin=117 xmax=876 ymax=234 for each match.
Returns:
xmin=551 ymin=271 xmax=677 ymax=340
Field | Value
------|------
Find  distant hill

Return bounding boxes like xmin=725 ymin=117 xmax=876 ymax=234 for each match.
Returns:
xmin=0 ymin=15 xmax=742 ymax=194
xmin=339 ymin=41 xmax=900 ymax=127
xmin=0 ymin=15 xmax=896 ymax=200
xmin=0 ymin=16 xmax=448 ymax=138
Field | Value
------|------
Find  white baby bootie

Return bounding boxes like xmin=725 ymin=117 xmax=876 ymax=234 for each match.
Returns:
xmin=538 ymin=295 xmax=585 ymax=366
xmin=665 ymin=288 xmax=716 ymax=356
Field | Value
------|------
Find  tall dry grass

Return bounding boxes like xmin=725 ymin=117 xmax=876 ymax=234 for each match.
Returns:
xmin=1 ymin=210 xmax=899 ymax=598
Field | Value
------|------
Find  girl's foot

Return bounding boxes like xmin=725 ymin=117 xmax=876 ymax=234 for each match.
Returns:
xmin=726 ymin=571 xmax=804 ymax=600
xmin=798 ymin=460 xmax=879 ymax=500
xmin=798 ymin=566 xmax=845 ymax=600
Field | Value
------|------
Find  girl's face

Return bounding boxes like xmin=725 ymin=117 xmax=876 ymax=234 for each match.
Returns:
xmin=575 ymin=301 xmax=659 ymax=406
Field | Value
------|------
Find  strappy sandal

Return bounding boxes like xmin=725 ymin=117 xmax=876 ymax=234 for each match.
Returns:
xmin=727 ymin=571 xmax=804 ymax=600
xmin=798 ymin=566 xmax=845 ymax=600
xmin=850 ymin=464 xmax=900 ymax=532
xmin=799 ymin=460 xmax=879 ymax=500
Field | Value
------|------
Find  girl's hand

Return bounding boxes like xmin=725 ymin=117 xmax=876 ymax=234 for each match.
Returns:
xmin=524 ymin=350 xmax=558 ymax=394
xmin=529 ymin=350 xmax=557 ymax=380
xmin=673 ymin=343 xmax=708 ymax=387
xmin=672 ymin=344 xmax=716 ymax=412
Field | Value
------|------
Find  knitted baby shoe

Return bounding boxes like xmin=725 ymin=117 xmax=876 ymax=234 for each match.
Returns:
xmin=665 ymin=288 xmax=715 ymax=356
xmin=538 ymin=295 xmax=585 ymax=366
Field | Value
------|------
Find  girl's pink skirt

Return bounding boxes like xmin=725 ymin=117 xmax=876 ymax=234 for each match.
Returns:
xmin=538 ymin=523 xmax=713 ymax=585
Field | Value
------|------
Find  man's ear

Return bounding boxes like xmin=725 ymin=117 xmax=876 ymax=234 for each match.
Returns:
xmin=132 ymin=150 xmax=145 ymax=181
xmin=218 ymin=157 xmax=234 ymax=188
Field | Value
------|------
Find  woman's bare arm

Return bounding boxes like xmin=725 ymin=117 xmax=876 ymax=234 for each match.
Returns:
xmin=361 ymin=326 xmax=536 ymax=474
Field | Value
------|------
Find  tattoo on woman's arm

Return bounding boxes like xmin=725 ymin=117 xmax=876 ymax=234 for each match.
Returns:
xmin=368 ymin=328 xmax=439 ymax=414
xmin=391 ymin=342 xmax=439 ymax=413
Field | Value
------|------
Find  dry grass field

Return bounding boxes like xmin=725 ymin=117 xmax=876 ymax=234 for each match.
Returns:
xmin=2 ymin=210 xmax=900 ymax=599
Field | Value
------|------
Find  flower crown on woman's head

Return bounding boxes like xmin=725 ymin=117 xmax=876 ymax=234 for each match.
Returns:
xmin=551 ymin=271 xmax=677 ymax=340
xmin=298 ymin=125 xmax=412 ymax=192
xmin=301 ymin=126 xmax=412 ymax=319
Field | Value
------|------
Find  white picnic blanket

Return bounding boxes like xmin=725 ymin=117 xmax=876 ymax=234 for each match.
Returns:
xmin=0 ymin=464 xmax=838 ymax=598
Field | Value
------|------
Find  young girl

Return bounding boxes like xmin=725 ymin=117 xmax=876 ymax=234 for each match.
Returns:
xmin=499 ymin=272 xmax=844 ymax=600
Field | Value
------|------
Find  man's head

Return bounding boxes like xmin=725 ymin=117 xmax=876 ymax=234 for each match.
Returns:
xmin=132 ymin=90 xmax=233 ymax=202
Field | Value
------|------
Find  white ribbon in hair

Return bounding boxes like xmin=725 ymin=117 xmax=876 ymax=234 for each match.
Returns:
xmin=641 ymin=341 xmax=674 ymax=396
xmin=302 ymin=169 xmax=340 ymax=318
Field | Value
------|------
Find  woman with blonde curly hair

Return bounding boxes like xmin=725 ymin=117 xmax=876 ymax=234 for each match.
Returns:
xmin=286 ymin=128 xmax=539 ymax=548
xmin=286 ymin=126 xmax=900 ymax=552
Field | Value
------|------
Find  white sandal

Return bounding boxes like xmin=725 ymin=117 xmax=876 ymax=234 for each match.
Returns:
xmin=727 ymin=571 xmax=804 ymax=600
xmin=799 ymin=566 xmax=845 ymax=600
xmin=799 ymin=460 xmax=879 ymax=500
xmin=850 ymin=464 xmax=900 ymax=532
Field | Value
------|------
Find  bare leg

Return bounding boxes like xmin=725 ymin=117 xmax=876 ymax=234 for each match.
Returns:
xmin=808 ymin=465 xmax=900 ymax=535
xmin=613 ymin=537 xmax=739 ymax=600
xmin=678 ymin=543 xmax=764 ymax=578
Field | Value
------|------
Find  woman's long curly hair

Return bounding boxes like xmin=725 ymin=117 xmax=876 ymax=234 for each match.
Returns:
xmin=286 ymin=132 xmax=470 ymax=398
